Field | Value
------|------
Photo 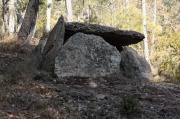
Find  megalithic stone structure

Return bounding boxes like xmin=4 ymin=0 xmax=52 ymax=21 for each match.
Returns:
xmin=65 ymin=22 xmax=144 ymax=51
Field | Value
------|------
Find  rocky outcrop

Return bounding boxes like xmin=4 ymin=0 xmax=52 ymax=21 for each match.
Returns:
xmin=65 ymin=22 xmax=144 ymax=51
xmin=40 ymin=16 xmax=65 ymax=72
xmin=55 ymin=33 xmax=121 ymax=78
xmin=120 ymin=47 xmax=152 ymax=80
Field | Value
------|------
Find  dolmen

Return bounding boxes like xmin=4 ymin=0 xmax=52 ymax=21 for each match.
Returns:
xmin=37 ymin=16 xmax=151 ymax=80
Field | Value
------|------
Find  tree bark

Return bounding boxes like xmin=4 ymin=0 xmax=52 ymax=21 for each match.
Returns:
xmin=46 ymin=0 xmax=52 ymax=32
xmin=0 ymin=0 xmax=5 ymax=34
xmin=16 ymin=0 xmax=26 ymax=32
xmin=2 ymin=0 xmax=16 ymax=34
xmin=17 ymin=0 xmax=39 ymax=45
xmin=125 ymin=0 xmax=129 ymax=8
xmin=152 ymin=0 xmax=157 ymax=45
xmin=2 ymin=0 xmax=9 ymax=33
xmin=142 ymin=0 xmax=150 ymax=62
xmin=65 ymin=0 xmax=73 ymax=22
xmin=8 ymin=0 xmax=16 ymax=33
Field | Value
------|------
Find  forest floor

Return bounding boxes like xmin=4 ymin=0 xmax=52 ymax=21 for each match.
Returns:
xmin=0 ymin=51 xmax=180 ymax=119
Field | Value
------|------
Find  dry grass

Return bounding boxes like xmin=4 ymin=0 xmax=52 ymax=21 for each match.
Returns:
xmin=0 ymin=34 xmax=21 ymax=52
xmin=0 ymin=34 xmax=40 ymax=53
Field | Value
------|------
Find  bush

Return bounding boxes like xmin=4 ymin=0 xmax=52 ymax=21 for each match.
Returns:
xmin=151 ymin=32 xmax=180 ymax=81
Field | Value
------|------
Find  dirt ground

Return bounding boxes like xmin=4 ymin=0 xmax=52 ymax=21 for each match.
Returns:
xmin=0 ymin=51 xmax=180 ymax=119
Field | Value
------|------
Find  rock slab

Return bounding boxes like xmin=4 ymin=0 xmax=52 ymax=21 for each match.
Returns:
xmin=120 ymin=47 xmax=152 ymax=80
xmin=65 ymin=22 xmax=145 ymax=50
xmin=55 ymin=33 xmax=121 ymax=78
xmin=40 ymin=16 xmax=65 ymax=72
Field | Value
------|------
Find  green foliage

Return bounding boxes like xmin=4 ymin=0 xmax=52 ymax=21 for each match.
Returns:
xmin=114 ymin=6 xmax=142 ymax=32
xmin=35 ymin=17 xmax=45 ymax=38
xmin=163 ymin=0 xmax=176 ymax=10
xmin=17 ymin=0 xmax=29 ymax=12
xmin=35 ymin=0 xmax=46 ymax=38
xmin=152 ymin=32 xmax=180 ymax=80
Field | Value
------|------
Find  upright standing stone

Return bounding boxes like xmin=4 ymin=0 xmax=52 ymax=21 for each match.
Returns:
xmin=55 ymin=33 xmax=121 ymax=78
xmin=40 ymin=16 xmax=65 ymax=72
xmin=120 ymin=47 xmax=152 ymax=80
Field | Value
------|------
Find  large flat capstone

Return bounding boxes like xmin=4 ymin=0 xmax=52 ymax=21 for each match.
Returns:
xmin=65 ymin=22 xmax=144 ymax=50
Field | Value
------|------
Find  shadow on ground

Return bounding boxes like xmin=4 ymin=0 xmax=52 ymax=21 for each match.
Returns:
xmin=0 ymin=40 xmax=180 ymax=119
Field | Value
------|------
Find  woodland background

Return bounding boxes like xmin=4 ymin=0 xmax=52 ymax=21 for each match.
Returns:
xmin=0 ymin=0 xmax=179 ymax=82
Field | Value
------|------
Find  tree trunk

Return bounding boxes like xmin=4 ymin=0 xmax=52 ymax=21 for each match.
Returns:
xmin=46 ymin=0 xmax=52 ymax=32
xmin=0 ymin=0 xmax=5 ymax=34
xmin=16 ymin=0 xmax=26 ymax=32
xmin=125 ymin=0 xmax=129 ymax=8
xmin=2 ymin=0 xmax=9 ymax=33
xmin=65 ymin=0 xmax=73 ymax=22
xmin=8 ymin=0 xmax=16 ymax=33
xmin=152 ymin=0 xmax=157 ymax=45
xmin=17 ymin=0 xmax=39 ymax=45
xmin=2 ymin=0 xmax=16 ymax=34
xmin=142 ymin=0 xmax=150 ymax=62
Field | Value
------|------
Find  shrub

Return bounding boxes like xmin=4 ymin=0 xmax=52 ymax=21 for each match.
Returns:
xmin=151 ymin=32 xmax=180 ymax=81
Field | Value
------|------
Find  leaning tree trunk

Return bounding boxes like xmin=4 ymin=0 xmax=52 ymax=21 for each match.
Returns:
xmin=17 ymin=0 xmax=39 ymax=45
xmin=65 ymin=0 xmax=73 ymax=22
xmin=142 ymin=0 xmax=150 ymax=62
xmin=16 ymin=0 xmax=27 ymax=32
